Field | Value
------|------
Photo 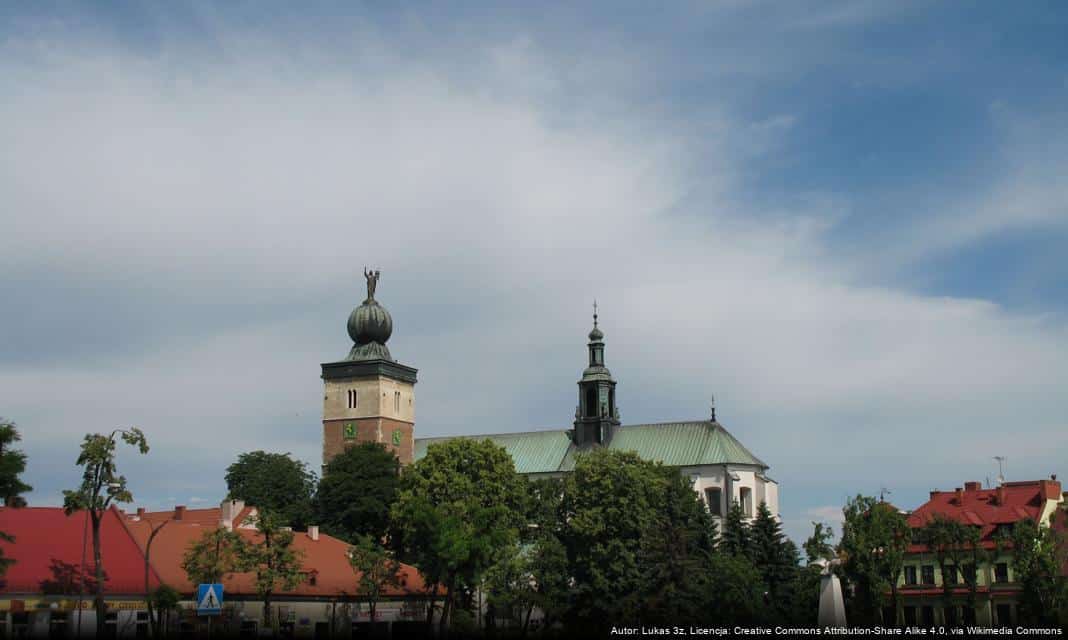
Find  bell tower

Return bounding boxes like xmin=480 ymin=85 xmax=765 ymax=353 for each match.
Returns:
xmin=572 ymin=302 xmax=620 ymax=447
xmin=321 ymin=269 xmax=417 ymax=467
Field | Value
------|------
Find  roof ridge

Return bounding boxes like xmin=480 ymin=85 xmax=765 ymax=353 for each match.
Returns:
xmin=709 ymin=422 xmax=768 ymax=469
xmin=110 ymin=505 xmax=166 ymax=588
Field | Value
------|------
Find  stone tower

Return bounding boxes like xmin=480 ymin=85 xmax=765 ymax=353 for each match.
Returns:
xmin=572 ymin=303 xmax=620 ymax=446
xmin=321 ymin=269 xmax=417 ymax=468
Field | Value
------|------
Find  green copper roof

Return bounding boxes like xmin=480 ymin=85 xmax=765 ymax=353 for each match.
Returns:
xmin=413 ymin=421 xmax=767 ymax=474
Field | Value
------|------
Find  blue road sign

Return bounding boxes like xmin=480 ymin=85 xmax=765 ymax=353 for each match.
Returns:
xmin=197 ymin=583 xmax=224 ymax=616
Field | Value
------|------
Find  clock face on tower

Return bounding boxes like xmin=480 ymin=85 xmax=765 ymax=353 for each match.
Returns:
xmin=392 ymin=428 xmax=403 ymax=446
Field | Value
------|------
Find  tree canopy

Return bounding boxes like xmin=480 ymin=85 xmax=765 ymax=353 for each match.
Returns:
xmin=390 ymin=438 xmax=526 ymax=633
xmin=225 ymin=451 xmax=316 ymax=528
xmin=317 ymin=441 xmax=399 ymax=543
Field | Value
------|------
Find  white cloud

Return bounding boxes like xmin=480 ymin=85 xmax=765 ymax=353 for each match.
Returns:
xmin=2 ymin=22 xmax=1066 ymax=541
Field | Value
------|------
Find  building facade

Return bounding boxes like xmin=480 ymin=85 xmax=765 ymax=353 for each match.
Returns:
xmin=0 ymin=502 xmax=434 ymax=638
xmin=896 ymin=478 xmax=1064 ymax=627
xmin=321 ymin=274 xmax=779 ymax=520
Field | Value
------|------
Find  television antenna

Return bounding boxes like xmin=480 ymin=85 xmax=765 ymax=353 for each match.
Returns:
xmin=879 ymin=486 xmax=892 ymax=502
xmin=993 ymin=456 xmax=1007 ymax=485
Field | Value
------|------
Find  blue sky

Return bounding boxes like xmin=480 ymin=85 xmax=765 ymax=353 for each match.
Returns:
xmin=2 ymin=1 xmax=1067 ymax=543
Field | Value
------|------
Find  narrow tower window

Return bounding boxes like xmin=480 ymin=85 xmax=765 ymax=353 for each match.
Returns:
xmin=394 ymin=391 xmax=401 ymax=412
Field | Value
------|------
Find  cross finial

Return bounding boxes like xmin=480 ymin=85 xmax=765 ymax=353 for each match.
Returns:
xmin=710 ymin=393 xmax=716 ymax=422
xmin=593 ymin=299 xmax=598 ymax=328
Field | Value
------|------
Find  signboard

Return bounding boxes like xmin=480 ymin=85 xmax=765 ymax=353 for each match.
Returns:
xmin=196 ymin=584 xmax=224 ymax=616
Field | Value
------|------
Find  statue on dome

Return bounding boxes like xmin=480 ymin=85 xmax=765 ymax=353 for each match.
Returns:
xmin=364 ymin=268 xmax=380 ymax=301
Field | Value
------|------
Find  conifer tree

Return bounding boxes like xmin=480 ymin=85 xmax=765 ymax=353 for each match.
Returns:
xmin=751 ymin=502 xmax=799 ymax=621
xmin=719 ymin=499 xmax=753 ymax=559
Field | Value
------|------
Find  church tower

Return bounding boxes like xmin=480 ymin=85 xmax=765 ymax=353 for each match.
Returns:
xmin=321 ymin=270 xmax=417 ymax=468
xmin=572 ymin=303 xmax=620 ymax=446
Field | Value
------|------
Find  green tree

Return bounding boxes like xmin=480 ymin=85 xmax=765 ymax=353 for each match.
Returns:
xmin=1010 ymin=515 xmax=1068 ymax=626
xmin=558 ymin=449 xmax=666 ymax=625
xmin=719 ymin=499 xmax=753 ymax=559
xmin=751 ymin=502 xmax=800 ymax=622
xmin=150 ymin=585 xmax=181 ymax=637
xmin=317 ymin=442 xmax=399 ymax=543
xmin=62 ymin=428 xmax=149 ymax=637
xmin=238 ymin=511 xmax=306 ymax=633
xmin=225 ymin=451 xmax=316 ymax=528
xmin=703 ymin=552 xmax=767 ymax=625
xmin=181 ymin=527 xmax=247 ymax=585
xmin=0 ymin=419 xmax=31 ymax=578
xmin=637 ymin=469 xmax=719 ymax=623
xmin=390 ymin=438 xmax=526 ymax=635
xmin=348 ymin=534 xmax=402 ymax=623
xmin=838 ymin=495 xmax=910 ymax=626
xmin=803 ymin=522 xmax=835 ymax=564
xmin=919 ymin=514 xmax=983 ymax=625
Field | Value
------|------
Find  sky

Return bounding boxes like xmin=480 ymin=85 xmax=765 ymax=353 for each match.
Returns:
xmin=2 ymin=1 xmax=1067 ymax=545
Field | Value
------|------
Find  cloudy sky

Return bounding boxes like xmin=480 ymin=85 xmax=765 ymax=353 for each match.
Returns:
xmin=2 ymin=1 xmax=1067 ymax=543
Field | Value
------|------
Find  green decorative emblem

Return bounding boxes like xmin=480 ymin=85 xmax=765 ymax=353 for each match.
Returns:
xmin=392 ymin=429 xmax=402 ymax=446
xmin=343 ymin=423 xmax=356 ymax=439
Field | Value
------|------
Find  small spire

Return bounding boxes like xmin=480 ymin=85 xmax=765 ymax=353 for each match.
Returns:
xmin=593 ymin=299 xmax=598 ymax=329
xmin=710 ymin=394 xmax=716 ymax=422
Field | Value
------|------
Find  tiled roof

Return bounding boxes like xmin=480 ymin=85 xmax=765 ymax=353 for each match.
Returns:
xmin=906 ymin=480 xmax=1063 ymax=552
xmin=414 ymin=420 xmax=768 ymax=474
xmin=123 ymin=516 xmax=432 ymax=598
xmin=0 ymin=506 xmax=161 ymax=595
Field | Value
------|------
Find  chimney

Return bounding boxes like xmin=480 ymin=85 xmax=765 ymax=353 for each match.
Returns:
xmin=220 ymin=499 xmax=245 ymax=527
xmin=955 ymin=488 xmax=964 ymax=505
xmin=136 ymin=507 xmax=146 ymax=518
xmin=995 ymin=486 xmax=1005 ymax=506
xmin=930 ymin=490 xmax=939 ymax=500
xmin=308 ymin=525 xmax=319 ymax=542
xmin=964 ymin=481 xmax=981 ymax=492
xmin=174 ymin=505 xmax=186 ymax=520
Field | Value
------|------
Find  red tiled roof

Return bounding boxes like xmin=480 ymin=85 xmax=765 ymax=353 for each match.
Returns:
xmin=123 ymin=514 xmax=433 ymax=598
xmin=907 ymin=479 xmax=1062 ymax=552
xmin=0 ymin=506 xmax=161 ymax=595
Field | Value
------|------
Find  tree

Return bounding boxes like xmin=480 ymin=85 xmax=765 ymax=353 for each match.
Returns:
xmin=182 ymin=527 xmax=247 ymax=586
xmin=558 ymin=449 xmax=668 ymax=625
xmin=238 ymin=511 xmax=306 ymax=633
xmin=390 ymin=438 xmax=526 ymax=635
xmin=751 ymin=501 xmax=800 ymax=622
xmin=0 ymin=419 xmax=32 ymax=577
xmin=150 ymin=585 xmax=181 ymax=638
xmin=348 ymin=534 xmax=402 ymax=623
xmin=225 ymin=451 xmax=316 ymax=528
xmin=0 ymin=419 xmax=32 ymax=504
xmin=719 ymin=499 xmax=753 ymax=559
xmin=317 ymin=442 xmax=399 ymax=543
xmin=1010 ymin=515 xmax=1068 ymax=626
xmin=702 ymin=552 xmax=767 ymax=625
xmin=838 ymin=495 xmax=910 ymax=626
xmin=804 ymin=522 xmax=835 ymax=564
xmin=637 ymin=468 xmax=719 ymax=623
xmin=919 ymin=514 xmax=983 ymax=625
xmin=62 ymin=428 xmax=149 ymax=637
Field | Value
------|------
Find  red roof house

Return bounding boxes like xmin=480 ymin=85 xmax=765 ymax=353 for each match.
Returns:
xmin=0 ymin=506 xmax=161 ymax=596
xmin=906 ymin=479 xmax=1063 ymax=552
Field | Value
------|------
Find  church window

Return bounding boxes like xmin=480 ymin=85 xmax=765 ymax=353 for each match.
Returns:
xmin=585 ymin=388 xmax=597 ymax=418
xmin=394 ymin=391 xmax=400 ymax=412
xmin=704 ymin=488 xmax=722 ymax=516
xmin=739 ymin=487 xmax=753 ymax=517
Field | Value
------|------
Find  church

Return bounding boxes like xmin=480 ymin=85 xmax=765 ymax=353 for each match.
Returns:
xmin=320 ymin=271 xmax=779 ymax=521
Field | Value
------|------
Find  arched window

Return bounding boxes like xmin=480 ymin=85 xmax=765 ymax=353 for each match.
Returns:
xmin=585 ymin=388 xmax=597 ymax=418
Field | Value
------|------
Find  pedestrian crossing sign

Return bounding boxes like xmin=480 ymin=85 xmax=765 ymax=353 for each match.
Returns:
xmin=197 ymin=583 xmax=224 ymax=615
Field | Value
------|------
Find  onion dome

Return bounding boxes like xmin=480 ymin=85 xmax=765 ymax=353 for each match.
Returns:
xmin=345 ymin=269 xmax=394 ymax=361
